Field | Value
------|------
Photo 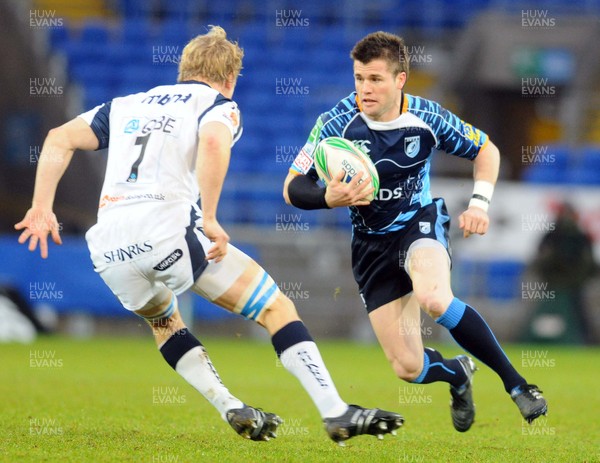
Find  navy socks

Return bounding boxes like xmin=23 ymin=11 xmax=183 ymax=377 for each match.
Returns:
xmin=412 ymin=347 xmax=467 ymax=389
xmin=437 ymin=298 xmax=525 ymax=392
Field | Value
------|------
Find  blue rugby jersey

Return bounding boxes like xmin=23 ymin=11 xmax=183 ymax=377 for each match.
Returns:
xmin=290 ymin=92 xmax=489 ymax=235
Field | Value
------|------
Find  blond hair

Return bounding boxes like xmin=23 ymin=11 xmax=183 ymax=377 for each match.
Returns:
xmin=177 ymin=26 xmax=243 ymax=83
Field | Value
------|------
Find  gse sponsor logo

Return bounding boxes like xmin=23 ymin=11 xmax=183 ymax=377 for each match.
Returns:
xmin=376 ymin=186 xmax=403 ymax=201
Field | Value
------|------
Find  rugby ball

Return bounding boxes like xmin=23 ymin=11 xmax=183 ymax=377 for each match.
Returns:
xmin=314 ymin=137 xmax=379 ymax=201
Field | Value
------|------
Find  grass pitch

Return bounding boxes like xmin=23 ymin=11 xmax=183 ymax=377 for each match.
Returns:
xmin=1 ymin=335 xmax=598 ymax=462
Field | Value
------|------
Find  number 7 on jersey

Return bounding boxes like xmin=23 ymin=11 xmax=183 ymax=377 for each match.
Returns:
xmin=127 ymin=133 xmax=150 ymax=183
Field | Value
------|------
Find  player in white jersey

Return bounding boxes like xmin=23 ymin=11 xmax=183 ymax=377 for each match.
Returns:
xmin=15 ymin=26 xmax=402 ymax=444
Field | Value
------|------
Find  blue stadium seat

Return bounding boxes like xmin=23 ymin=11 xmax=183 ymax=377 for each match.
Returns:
xmin=238 ymin=22 xmax=269 ymax=47
xmin=266 ymin=112 xmax=300 ymax=139
xmin=522 ymin=166 xmax=558 ymax=184
xmin=569 ymin=148 xmax=600 ymax=183
xmin=161 ymin=0 xmax=203 ymax=21
xmin=579 ymin=145 xmax=600 ymax=170
xmin=274 ymin=26 xmax=313 ymax=52
xmin=313 ymin=48 xmax=350 ymax=72
xmin=62 ymin=41 xmax=107 ymax=68
xmin=237 ymin=42 xmax=267 ymax=66
xmin=485 ymin=260 xmax=525 ymax=300
xmin=521 ymin=144 xmax=571 ymax=184
xmin=268 ymin=47 xmax=305 ymax=70
xmin=448 ymin=0 xmax=493 ymax=28
xmin=0 ymin=236 xmax=123 ymax=316
xmin=158 ymin=18 xmax=191 ymax=44
xmin=115 ymin=82 xmax=150 ymax=98
xmin=452 ymin=259 xmax=487 ymax=299
xmin=80 ymin=20 xmax=112 ymax=44
xmin=230 ymin=150 xmax=259 ymax=174
xmin=48 ymin=25 xmax=70 ymax=50
xmin=105 ymin=43 xmax=138 ymax=67
xmin=83 ymin=84 xmax=113 ymax=109
xmin=241 ymin=184 xmax=293 ymax=226
xmin=120 ymin=17 xmax=157 ymax=45
xmin=565 ymin=167 xmax=600 ymax=185
xmin=120 ymin=64 xmax=164 ymax=89
xmin=70 ymin=62 xmax=119 ymax=89
xmin=117 ymin=0 xmax=158 ymax=18
xmin=238 ymin=88 xmax=272 ymax=113
xmin=544 ymin=144 xmax=571 ymax=169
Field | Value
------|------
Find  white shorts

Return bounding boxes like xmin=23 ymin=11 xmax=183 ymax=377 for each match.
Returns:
xmin=85 ymin=202 xmax=253 ymax=311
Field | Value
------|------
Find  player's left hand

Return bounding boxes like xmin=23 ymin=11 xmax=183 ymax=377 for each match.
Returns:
xmin=202 ymin=217 xmax=230 ymax=263
xmin=458 ymin=206 xmax=489 ymax=238
xmin=15 ymin=207 xmax=62 ymax=259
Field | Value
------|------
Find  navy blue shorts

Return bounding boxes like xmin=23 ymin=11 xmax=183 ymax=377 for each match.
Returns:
xmin=351 ymin=198 xmax=452 ymax=313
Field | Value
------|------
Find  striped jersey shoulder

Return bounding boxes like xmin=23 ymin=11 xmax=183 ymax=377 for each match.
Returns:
xmin=403 ymin=93 xmax=488 ymax=158
xmin=318 ymin=92 xmax=360 ymax=138
xmin=404 ymin=93 xmax=443 ymax=117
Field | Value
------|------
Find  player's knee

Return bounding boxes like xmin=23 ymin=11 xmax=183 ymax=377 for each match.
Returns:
xmin=260 ymin=293 xmax=298 ymax=323
xmin=415 ymin=291 xmax=450 ymax=319
xmin=390 ymin=355 xmax=423 ymax=382
xmin=135 ymin=295 xmax=185 ymax=333
xmin=271 ymin=293 xmax=296 ymax=313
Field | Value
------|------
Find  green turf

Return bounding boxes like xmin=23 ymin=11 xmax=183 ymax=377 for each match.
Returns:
xmin=1 ymin=335 xmax=598 ymax=462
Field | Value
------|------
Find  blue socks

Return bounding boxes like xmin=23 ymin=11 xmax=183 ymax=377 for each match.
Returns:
xmin=412 ymin=347 xmax=467 ymax=389
xmin=437 ymin=298 xmax=526 ymax=393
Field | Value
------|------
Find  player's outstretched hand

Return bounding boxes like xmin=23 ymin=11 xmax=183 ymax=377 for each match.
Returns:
xmin=459 ymin=206 xmax=490 ymax=238
xmin=202 ymin=217 xmax=230 ymax=263
xmin=325 ymin=170 xmax=374 ymax=208
xmin=15 ymin=207 xmax=62 ymax=259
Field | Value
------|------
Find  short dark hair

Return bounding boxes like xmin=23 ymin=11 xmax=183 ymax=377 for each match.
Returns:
xmin=350 ymin=31 xmax=409 ymax=78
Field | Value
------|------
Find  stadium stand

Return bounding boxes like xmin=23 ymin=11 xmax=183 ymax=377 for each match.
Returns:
xmin=3 ymin=0 xmax=598 ymax=329
xmin=40 ymin=1 xmax=600 ymax=191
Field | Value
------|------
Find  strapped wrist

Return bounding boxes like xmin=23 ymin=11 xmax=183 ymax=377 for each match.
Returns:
xmin=468 ymin=180 xmax=494 ymax=212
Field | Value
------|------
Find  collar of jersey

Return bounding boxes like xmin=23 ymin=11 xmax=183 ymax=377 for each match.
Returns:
xmin=178 ymin=80 xmax=212 ymax=87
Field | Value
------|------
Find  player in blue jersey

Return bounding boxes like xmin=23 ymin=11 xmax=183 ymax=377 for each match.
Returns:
xmin=15 ymin=26 xmax=402 ymax=444
xmin=284 ymin=31 xmax=547 ymax=431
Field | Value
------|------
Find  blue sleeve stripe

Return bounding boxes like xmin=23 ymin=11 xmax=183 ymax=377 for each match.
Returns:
xmin=89 ymin=101 xmax=112 ymax=150
xmin=406 ymin=95 xmax=487 ymax=160
xmin=197 ymin=94 xmax=231 ymax=126
xmin=232 ymin=110 xmax=243 ymax=143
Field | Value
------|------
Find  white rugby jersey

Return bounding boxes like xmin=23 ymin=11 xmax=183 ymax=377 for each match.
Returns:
xmin=78 ymin=81 xmax=242 ymax=218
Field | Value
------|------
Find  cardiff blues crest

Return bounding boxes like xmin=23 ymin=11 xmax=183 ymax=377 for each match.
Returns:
xmin=404 ymin=135 xmax=420 ymax=158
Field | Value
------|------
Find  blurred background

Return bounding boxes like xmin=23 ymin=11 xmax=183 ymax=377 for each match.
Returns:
xmin=1 ymin=0 xmax=599 ymax=344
